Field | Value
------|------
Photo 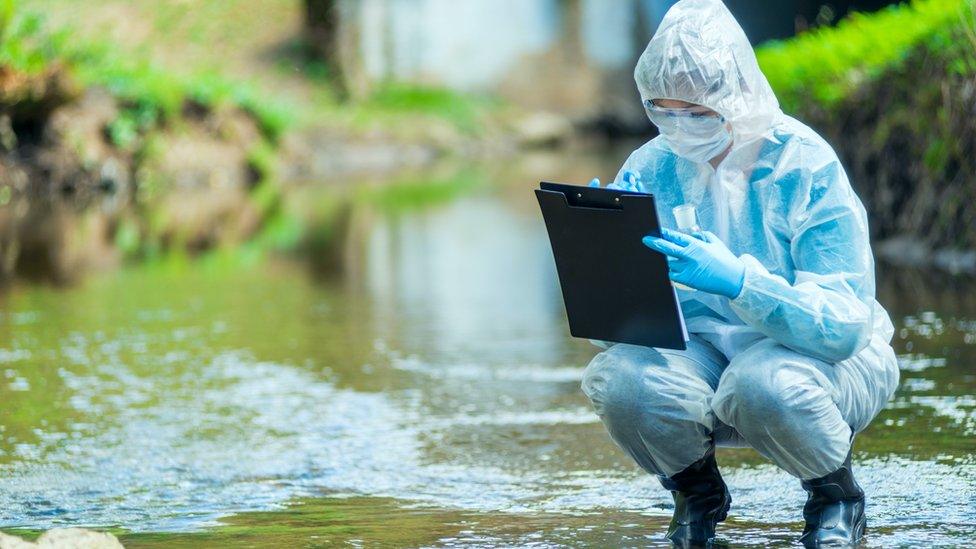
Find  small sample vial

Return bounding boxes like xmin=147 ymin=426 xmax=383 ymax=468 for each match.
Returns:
xmin=673 ymin=204 xmax=702 ymax=234
xmin=670 ymin=204 xmax=701 ymax=292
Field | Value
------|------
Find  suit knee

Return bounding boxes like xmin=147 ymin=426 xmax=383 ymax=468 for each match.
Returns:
xmin=581 ymin=347 xmax=653 ymax=418
xmin=716 ymin=359 xmax=833 ymax=435
xmin=582 ymin=344 xmax=716 ymax=429
xmin=582 ymin=344 xmax=723 ymax=477
xmin=583 ymin=344 xmax=689 ymax=419
xmin=715 ymin=362 xmax=796 ymax=427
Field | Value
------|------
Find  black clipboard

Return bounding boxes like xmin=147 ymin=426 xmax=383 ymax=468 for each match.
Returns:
xmin=535 ymin=181 xmax=688 ymax=350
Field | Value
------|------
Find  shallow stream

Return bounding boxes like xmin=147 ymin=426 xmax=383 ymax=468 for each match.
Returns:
xmin=0 ymin=150 xmax=973 ymax=547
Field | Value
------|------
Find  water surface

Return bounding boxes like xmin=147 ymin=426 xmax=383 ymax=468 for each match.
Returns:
xmin=0 ymin=151 xmax=973 ymax=547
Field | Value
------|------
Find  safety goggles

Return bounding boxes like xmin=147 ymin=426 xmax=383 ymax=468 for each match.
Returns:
xmin=643 ymin=99 xmax=724 ymax=125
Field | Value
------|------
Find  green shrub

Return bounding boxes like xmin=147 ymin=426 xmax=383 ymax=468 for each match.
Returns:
xmin=0 ymin=9 xmax=66 ymax=75
xmin=0 ymin=6 xmax=293 ymax=141
xmin=757 ymin=0 xmax=975 ymax=113
xmin=70 ymin=48 xmax=293 ymax=142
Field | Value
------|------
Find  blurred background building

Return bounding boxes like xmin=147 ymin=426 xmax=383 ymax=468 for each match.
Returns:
xmin=309 ymin=0 xmax=902 ymax=131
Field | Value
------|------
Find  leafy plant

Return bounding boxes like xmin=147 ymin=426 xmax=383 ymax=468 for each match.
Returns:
xmin=757 ymin=0 xmax=975 ymax=112
xmin=0 ymin=0 xmax=12 ymax=45
xmin=0 ymin=10 xmax=63 ymax=75
xmin=0 ymin=4 xmax=293 ymax=140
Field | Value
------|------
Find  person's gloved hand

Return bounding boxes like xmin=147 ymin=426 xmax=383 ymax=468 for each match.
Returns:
xmin=588 ymin=170 xmax=642 ymax=191
xmin=642 ymin=228 xmax=745 ymax=298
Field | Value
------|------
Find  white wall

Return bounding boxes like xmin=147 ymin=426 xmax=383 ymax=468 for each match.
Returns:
xmin=356 ymin=0 xmax=680 ymax=92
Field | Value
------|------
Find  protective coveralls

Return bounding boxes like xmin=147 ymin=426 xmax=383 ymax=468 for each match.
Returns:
xmin=581 ymin=0 xmax=900 ymax=487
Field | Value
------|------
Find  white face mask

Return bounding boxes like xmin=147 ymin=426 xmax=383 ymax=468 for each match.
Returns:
xmin=645 ymin=102 xmax=733 ymax=163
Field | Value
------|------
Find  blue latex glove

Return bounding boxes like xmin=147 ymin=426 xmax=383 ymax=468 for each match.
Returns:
xmin=588 ymin=170 xmax=642 ymax=191
xmin=642 ymin=228 xmax=745 ymax=298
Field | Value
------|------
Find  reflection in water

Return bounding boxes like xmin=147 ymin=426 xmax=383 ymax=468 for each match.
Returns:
xmin=364 ymin=195 xmax=566 ymax=363
xmin=0 ymin=152 xmax=974 ymax=546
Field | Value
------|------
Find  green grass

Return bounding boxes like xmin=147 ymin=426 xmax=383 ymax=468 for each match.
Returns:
xmin=356 ymin=82 xmax=498 ymax=135
xmin=1 ymin=1 xmax=501 ymax=265
xmin=6 ymin=0 xmax=504 ymax=142
xmin=0 ymin=5 xmax=65 ymax=75
xmin=71 ymin=44 xmax=294 ymax=142
xmin=757 ymin=0 xmax=976 ymax=112
xmin=0 ymin=6 xmax=293 ymax=141
xmin=0 ymin=4 xmax=305 ymax=264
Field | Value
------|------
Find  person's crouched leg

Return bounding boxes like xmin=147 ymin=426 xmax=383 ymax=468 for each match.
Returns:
xmin=581 ymin=340 xmax=726 ymax=479
xmin=711 ymin=338 xmax=857 ymax=480
xmin=582 ymin=340 xmax=731 ymax=545
xmin=711 ymin=336 xmax=898 ymax=547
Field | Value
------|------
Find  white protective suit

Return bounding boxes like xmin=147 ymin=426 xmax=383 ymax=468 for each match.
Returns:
xmin=581 ymin=0 xmax=900 ymax=480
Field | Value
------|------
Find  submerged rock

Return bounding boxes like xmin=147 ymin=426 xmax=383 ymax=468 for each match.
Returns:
xmin=0 ymin=528 xmax=123 ymax=549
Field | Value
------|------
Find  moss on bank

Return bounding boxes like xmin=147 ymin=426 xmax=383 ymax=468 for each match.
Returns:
xmin=1 ymin=5 xmax=292 ymax=140
xmin=757 ymin=0 xmax=976 ymax=261
xmin=757 ymin=0 xmax=975 ymax=113
xmin=0 ymin=3 xmax=293 ymax=283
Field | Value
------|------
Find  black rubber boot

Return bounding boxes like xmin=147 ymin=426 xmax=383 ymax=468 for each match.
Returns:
xmin=659 ymin=451 xmax=731 ymax=548
xmin=799 ymin=450 xmax=866 ymax=547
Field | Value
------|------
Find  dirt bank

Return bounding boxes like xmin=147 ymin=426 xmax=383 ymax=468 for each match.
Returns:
xmin=791 ymin=19 xmax=976 ymax=272
xmin=0 ymin=65 xmax=573 ymax=285
xmin=0 ymin=64 xmax=273 ymax=284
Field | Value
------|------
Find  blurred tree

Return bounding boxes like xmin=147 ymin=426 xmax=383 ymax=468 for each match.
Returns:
xmin=797 ymin=0 xmax=906 ymax=27
xmin=559 ymin=0 xmax=584 ymax=63
xmin=726 ymin=0 xmax=903 ymax=43
xmin=304 ymin=0 xmax=347 ymax=96
xmin=305 ymin=0 xmax=339 ymax=64
xmin=303 ymin=0 xmax=372 ymax=99
xmin=305 ymin=0 xmax=343 ymax=91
